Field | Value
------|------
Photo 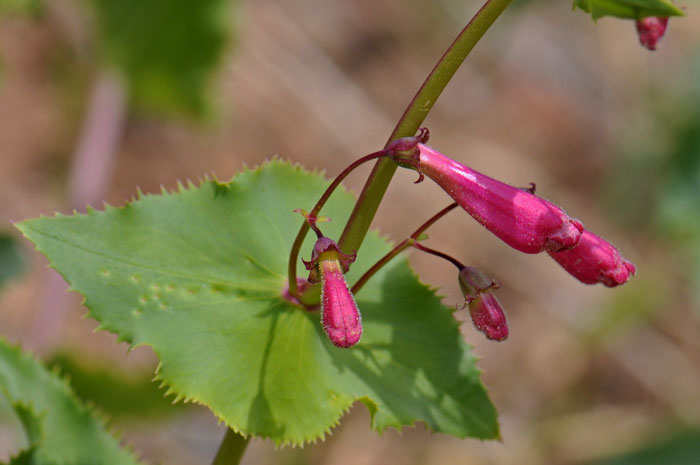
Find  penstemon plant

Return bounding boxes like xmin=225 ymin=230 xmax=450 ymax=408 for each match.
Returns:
xmin=3 ymin=0 xmax=686 ymax=463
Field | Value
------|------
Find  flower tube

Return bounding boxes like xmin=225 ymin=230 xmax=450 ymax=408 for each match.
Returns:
xmin=388 ymin=137 xmax=584 ymax=254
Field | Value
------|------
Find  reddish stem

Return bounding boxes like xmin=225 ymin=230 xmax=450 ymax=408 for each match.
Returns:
xmin=412 ymin=242 xmax=466 ymax=271
xmin=351 ymin=203 xmax=458 ymax=294
xmin=287 ymin=150 xmax=388 ymax=297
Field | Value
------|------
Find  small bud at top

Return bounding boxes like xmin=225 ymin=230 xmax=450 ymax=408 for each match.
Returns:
xmin=458 ymin=267 xmax=508 ymax=342
xmin=636 ymin=17 xmax=669 ymax=51
xmin=548 ymin=230 xmax=636 ymax=287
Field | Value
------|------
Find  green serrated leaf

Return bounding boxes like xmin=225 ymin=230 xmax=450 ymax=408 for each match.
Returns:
xmin=0 ymin=339 xmax=142 ymax=465
xmin=90 ymin=0 xmax=234 ymax=117
xmin=7 ymin=403 xmax=43 ymax=465
xmin=16 ymin=161 xmax=498 ymax=446
xmin=12 ymin=403 xmax=42 ymax=448
xmin=589 ymin=429 xmax=700 ymax=465
xmin=573 ymin=0 xmax=684 ymax=20
xmin=47 ymin=351 xmax=188 ymax=420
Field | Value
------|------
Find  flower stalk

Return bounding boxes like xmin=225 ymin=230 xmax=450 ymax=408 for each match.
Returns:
xmin=211 ymin=429 xmax=249 ymax=465
xmin=352 ymin=203 xmax=458 ymax=294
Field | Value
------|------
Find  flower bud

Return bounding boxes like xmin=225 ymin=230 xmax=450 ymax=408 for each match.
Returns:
xmin=636 ymin=17 xmax=669 ymax=51
xmin=458 ymin=267 xmax=508 ymax=341
xmin=390 ymin=143 xmax=584 ymax=254
xmin=304 ymin=237 xmax=362 ymax=348
xmin=319 ymin=255 xmax=362 ymax=348
xmin=548 ymin=230 xmax=636 ymax=287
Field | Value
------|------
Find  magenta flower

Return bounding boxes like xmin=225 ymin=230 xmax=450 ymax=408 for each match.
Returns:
xmin=636 ymin=17 xmax=669 ymax=51
xmin=387 ymin=138 xmax=584 ymax=254
xmin=548 ymin=230 xmax=636 ymax=287
xmin=458 ymin=267 xmax=508 ymax=341
xmin=304 ymin=237 xmax=362 ymax=348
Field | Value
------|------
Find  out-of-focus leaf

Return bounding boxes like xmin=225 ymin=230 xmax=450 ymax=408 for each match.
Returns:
xmin=47 ymin=352 xmax=186 ymax=419
xmin=0 ymin=234 xmax=26 ymax=290
xmin=17 ymin=161 xmax=499 ymax=446
xmin=584 ymin=276 xmax=664 ymax=344
xmin=589 ymin=429 xmax=700 ymax=465
xmin=89 ymin=0 xmax=234 ymax=117
xmin=604 ymin=53 xmax=700 ymax=311
xmin=0 ymin=394 xmax=28 ymax=461
xmin=0 ymin=0 xmax=42 ymax=16
xmin=573 ymin=0 xmax=684 ymax=20
xmin=0 ymin=338 xmax=142 ymax=465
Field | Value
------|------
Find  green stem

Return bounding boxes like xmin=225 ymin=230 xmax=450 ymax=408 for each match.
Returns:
xmin=212 ymin=429 xmax=249 ymax=465
xmin=287 ymin=150 xmax=387 ymax=297
xmin=338 ymin=0 xmax=513 ymax=256
xmin=352 ymin=203 xmax=458 ymax=294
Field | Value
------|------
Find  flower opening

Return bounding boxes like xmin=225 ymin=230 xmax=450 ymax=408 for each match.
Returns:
xmin=548 ymin=230 xmax=636 ymax=287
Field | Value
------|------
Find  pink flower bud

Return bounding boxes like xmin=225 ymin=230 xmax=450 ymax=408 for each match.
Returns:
xmin=458 ymin=267 xmax=508 ymax=341
xmin=319 ymin=256 xmax=362 ymax=348
xmin=388 ymin=140 xmax=584 ymax=254
xmin=304 ymin=237 xmax=362 ymax=348
xmin=636 ymin=17 xmax=669 ymax=51
xmin=548 ymin=230 xmax=636 ymax=287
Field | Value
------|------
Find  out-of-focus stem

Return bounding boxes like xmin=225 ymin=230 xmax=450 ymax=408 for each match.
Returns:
xmin=68 ymin=70 xmax=127 ymax=210
xmin=26 ymin=70 xmax=127 ymax=354
xmin=352 ymin=203 xmax=458 ymax=294
xmin=338 ymin=0 xmax=514 ymax=257
xmin=211 ymin=429 xmax=249 ymax=465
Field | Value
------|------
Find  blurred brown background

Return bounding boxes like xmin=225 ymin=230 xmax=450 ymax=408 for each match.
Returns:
xmin=1 ymin=0 xmax=700 ymax=463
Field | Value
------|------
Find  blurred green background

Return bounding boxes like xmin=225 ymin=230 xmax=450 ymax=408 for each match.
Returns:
xmin=1 ymin=0 xmax=699 ymax=463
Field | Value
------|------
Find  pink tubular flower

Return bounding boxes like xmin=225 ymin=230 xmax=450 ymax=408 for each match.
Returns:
xmin=304 ymin=237 xmax=362 ymax=348
xmin=387 ymin=137 xmax=584 ymax=254
xmin=548 ymin=230 xmax=636 ymax=287
xmin=458 ymin=267 xmax=508 ymax=341
xmin=636 ymin=17 xmax=669 ymax=51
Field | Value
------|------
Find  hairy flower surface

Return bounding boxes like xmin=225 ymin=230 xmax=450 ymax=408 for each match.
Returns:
xmin=304 ymin=237 xmax=362 ymax=348
xmin=548 ymin=230 xmax=636 ymax=287
xmin=319 ymin=256 xmax=362 ymax=348
xmin=636 ymin=17 xmax=669 ymax=50
xmin=459 ymin=267 xmax=508 ymax=341
xmin=388 ymin=139 xmax=583 ymax=254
